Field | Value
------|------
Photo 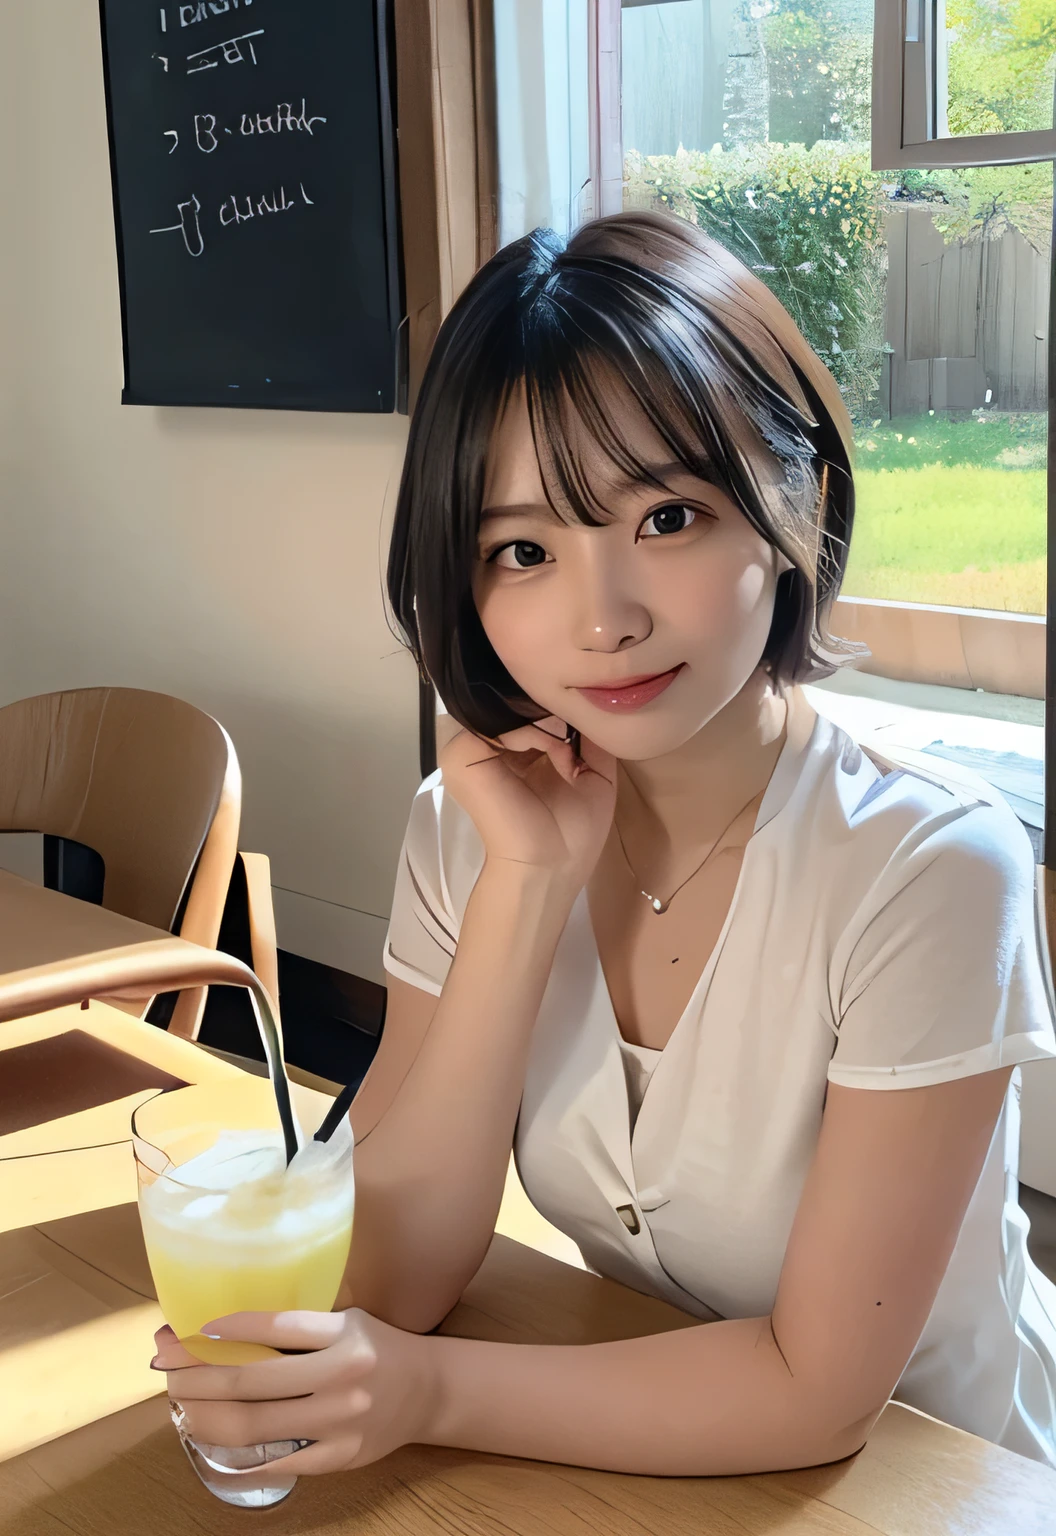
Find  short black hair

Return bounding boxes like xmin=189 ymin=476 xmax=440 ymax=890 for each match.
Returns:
xmin=386 ymin=208 xmax=865 ymax=740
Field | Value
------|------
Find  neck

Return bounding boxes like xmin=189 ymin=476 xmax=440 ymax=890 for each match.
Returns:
xmin=615 ymin=669 xmax=791 ymax=860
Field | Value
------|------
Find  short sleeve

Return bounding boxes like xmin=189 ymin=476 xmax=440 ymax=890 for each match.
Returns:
xmin=381 ymin=772 xmax=459 ymax=998
xmin=828 ymin=801 xmax=1056 ymax=1089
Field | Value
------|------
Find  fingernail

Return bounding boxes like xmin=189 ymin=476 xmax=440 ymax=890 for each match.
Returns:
xmin=199 ymin=1333 xmax=222 ymax=1340
xmin=149 ymin=1355 xmax=163 ymax=1371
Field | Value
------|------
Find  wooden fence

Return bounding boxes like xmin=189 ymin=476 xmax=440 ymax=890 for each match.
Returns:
xmin=882 ymin=203 xmax=1048 ymax=417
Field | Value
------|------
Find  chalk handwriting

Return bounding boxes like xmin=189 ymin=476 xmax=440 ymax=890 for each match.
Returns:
xmin=164 ymin=129 xmax=179 ymax=153
xmin=180 ymin=0 xmax=254 ymax=24
xmin=152 ymin=53 xmax=170 ymax=71
xmin=147 ymin=182 xmax=317 ymax=257
xmin=186 ymin=28 xmax=263 ymax=73
xmin=150 ymin=194 xmax=205 ymax=257
xmin=195 ymin=114 xmax=219 ymax=152
xmin=160 ymin=8 xmax=167 ymax=32
xmin=166 ymin=99 xmax=327 ymax=153
xmin=240 ymin=99 xmax=327 ymax=136
xmin=219 ymin=181 xmax=314 ymax=225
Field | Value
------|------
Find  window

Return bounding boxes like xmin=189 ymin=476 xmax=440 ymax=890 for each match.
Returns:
xmin=620 ymin=0 xmax=1052 ymax=619
xmin=494 ymin=0 xmax=593 ymax=245
xmin=875 ymin=0 xmax=1056 ymax=168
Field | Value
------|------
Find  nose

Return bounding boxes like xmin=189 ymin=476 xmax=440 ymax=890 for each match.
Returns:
xmin=568 ymin=545 xmax=652 ymax=653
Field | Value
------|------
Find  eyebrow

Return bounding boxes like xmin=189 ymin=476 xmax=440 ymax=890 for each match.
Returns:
xmin=479 ymin=459 xmax=699 ymax=522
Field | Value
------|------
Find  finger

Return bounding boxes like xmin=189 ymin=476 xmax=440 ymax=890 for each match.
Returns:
xmin=179 ymin=1387 xmax=370 ymax=1449
xmin=153 ymin=1323 xmax=279 ymax=1373
xmin=200 ymin=1309 xmax=347 ymax=1351
xmin=160 ymin=1348 xmax=331 ymax=1402
xmin=153 ymin=1326 xmax=207 ymax=1371
xmin=493 ymin=723 xmax=581 ymax=785
xmin=572 ymin=731 xmax=617 ymax=786
xmin=492 ymin=722 xmax=567 ymax=753
xmin=162 ymin=1356 xmax=322 ymax=1402
xmin=186 ymin=1434 xmax=363 ymax=1486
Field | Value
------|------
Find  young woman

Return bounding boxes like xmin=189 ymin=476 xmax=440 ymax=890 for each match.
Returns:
xmin=153 ymin=210 xmax=1056 ymax=1476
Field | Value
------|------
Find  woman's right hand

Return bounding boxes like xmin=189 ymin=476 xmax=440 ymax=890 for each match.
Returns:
xmin=437 ymin=718 xmax=617 ymax=896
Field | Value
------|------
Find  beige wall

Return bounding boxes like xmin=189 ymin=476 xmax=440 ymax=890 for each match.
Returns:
xmin=0 ymin=3 xmax=422 ymax=985
xmin=0 ymin=11 xmax=25 ymax=715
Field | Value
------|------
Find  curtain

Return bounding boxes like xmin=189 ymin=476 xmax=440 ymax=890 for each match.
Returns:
xmin=493 ymin=0 xmax=592 ymax=246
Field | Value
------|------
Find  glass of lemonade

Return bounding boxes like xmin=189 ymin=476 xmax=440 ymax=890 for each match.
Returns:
xmin=132 ymin=1080 xmax=354 ymax=1509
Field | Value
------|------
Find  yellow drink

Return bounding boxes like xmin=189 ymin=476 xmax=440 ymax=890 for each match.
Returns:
xmin=137 ymin=1120 xmax=354 ymax=1365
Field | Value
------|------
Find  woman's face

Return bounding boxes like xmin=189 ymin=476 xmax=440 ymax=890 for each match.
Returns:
xmin=472 ymin=380 xmax=794 ymax=761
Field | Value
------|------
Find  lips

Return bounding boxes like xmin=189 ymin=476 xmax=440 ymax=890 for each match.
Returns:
xmin=574 ymin=664 xmax=685 ymax=713
xmin=587 ymin=669 xmax=674 ymax=689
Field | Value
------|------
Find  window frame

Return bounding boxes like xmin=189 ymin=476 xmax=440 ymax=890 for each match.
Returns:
xmin=873 ymin=0 xmax=1056 ymax=170
xmin=585 ymin=1 xmax=625 ymax=221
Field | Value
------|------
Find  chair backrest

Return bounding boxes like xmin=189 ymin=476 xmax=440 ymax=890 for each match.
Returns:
xmin=0 ymin=688 xmax=240 ymax=940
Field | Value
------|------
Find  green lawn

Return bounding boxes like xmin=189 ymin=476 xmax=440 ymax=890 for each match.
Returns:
xmin=842 ymin=413 xmax=1047 ymax=614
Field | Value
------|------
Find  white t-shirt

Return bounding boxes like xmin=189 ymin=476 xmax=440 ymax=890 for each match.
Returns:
xmin=382 ymin=685 xmax=1056 ymax=1466
xmin=620 ymin=1040 xmax=660 ymax=1132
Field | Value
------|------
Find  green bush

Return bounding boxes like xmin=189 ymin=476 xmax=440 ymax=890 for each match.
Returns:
xmin=624 ymin=142 xmax=888 ymax=424
xmin=893 ymin=164 xmax=1052 ymax=253
xmin=623 ymin=139 xmax=1051 ymax=428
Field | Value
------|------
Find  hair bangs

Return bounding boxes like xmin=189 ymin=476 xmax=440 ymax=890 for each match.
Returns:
xmin=521 ymin=339 xmax=712 ymax=529
xmin=517 ymin=260 xmax=822 ymax=567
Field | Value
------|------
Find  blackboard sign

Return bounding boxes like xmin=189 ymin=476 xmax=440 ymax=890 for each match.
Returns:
xmin=98 ymin=0 xmax=402 ymax=411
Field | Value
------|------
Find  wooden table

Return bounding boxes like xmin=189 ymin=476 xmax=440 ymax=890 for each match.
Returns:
xmin=0 ymin=1000 xmax=337 ymax=1461
xmin=0 ymin=869 xmax=265 ymax=1026
xmin=2 ymin=987 xmax=1054 ymax=1533
xmin=2 ymin=1228 xmax=1055 ymax=1536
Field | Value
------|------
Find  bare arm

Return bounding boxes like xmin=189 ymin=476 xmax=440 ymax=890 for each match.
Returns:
xmin=159 ymin=1067 xmax=1016 ymax=1478
xmin=333 ymin=713 xmax=616 ymax=1333
xmin=337 ymin=860 xmax=576 ymax=1333
xmin=418 ymin=1069 xmax=1012 ymax=1472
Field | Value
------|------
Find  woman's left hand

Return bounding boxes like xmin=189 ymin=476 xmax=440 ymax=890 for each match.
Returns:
xmin=151 ymin=1307 xmax=439 ymax=1484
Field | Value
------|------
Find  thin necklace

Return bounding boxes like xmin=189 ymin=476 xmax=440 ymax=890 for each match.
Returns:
xmin=613 ymin=789 xmax=762 ymax=915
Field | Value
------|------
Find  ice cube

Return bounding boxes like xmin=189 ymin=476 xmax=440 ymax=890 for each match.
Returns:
xmin=175 ymin=1130 xmax=286 ymax=1191
xmin=180 ymin=1194 xmax=228 ymax=1224
xmin=285 ymin=1138 xmax=331 ymax=1180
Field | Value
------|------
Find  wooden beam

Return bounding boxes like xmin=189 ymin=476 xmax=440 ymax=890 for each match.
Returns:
xmin=393 ymin=0 xmax=442 ymax=414
xmin=833 ymin=596 xmax=1045 ymax=700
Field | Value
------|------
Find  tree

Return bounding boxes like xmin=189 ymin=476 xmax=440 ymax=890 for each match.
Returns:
xmin=945 ymin=0 xmax=1056 ymax=136
xmin=761 ymin=0 xmax=873 ymax=146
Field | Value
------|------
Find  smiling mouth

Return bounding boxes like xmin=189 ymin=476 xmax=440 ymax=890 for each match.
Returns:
xmin=579 ymin=668 xmax=679 ymax=690
xmin=573 ymin=664 xmax=685 ymax=711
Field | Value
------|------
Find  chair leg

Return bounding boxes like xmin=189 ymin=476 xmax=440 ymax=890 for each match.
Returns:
xmin=167 ymin=985 xmax=207 ymax=1041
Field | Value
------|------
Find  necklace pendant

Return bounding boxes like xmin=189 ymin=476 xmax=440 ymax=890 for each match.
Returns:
xmin=643 ymin=892 xmax=669 ymax=915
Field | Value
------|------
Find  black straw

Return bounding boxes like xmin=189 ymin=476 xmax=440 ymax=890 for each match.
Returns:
xmin=314 ymin=1081 xmax=356 ymax=1143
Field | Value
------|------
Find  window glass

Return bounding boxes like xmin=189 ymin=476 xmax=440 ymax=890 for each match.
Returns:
xmin=621 ymin=0 xmax=1050 ymax=616
xmin=942 ymin=0 xmax=1056 ymax=138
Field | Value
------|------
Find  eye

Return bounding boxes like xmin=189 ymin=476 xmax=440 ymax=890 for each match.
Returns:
xmin=487 ymin=540 xmax=552 ymax=570
xmin=640 ymin=503 xmax=698 ymax=538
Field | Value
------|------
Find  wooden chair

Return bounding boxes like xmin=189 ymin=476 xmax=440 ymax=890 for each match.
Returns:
xmin=0 ymin=687 xmax=279 ymax=1041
